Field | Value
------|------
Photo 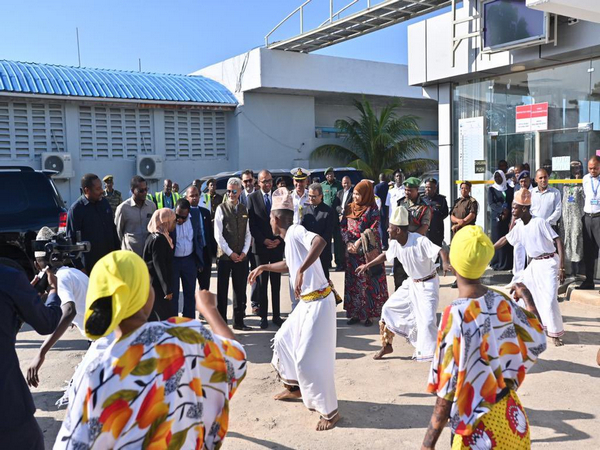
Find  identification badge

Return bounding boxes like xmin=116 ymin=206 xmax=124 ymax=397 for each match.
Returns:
xmin=568 ymin=196 xmax=575 ymax=203
xmin=591 ymin=199 xmax=600 ymax=206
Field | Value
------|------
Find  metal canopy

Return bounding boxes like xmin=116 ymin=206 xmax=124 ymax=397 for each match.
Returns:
xmin=266 ymin=0 xmax=452 ymax=53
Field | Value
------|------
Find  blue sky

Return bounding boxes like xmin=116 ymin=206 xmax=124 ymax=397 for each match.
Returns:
xmin=0 ymin=0 xmax=448 ymax=74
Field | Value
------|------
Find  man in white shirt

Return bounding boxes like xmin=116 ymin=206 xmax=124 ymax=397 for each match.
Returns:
xmin=240 ymin=169 xmax=259 ymax=312
xmin=386 ymin=169 xmax=405 ymax=219
xmin=248 ymin=187 xmax=340 ymax=431
xmin=214 ymin=177 xmax=252 ymax=331
xmin=172 ymin=198 xmax=204 ymax=318
xmin=291 ymin=167 xmax=310 ymax=224
xmin=495 ymin=189 xmax=565 ymax=346
xmin=531 ymin=168 xmax=562 ymax=229
xmin=357 ymin=207 xmax=450 ymax=362
xmin=579 ymin=155 xmax=600 ymax=290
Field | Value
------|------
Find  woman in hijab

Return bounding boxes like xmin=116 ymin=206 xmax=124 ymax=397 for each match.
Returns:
xmin=55 ymin=251 xmax=246 ymax=450
xmin=422 ymin=226 xmax=546 ymax=449
xmin=489 ymin=170 xmax=513 ymax=270
xmin=143 ymin=208 xmax=176 ymax=321
xmin=340 ymin=180 xmax=388 ymax=326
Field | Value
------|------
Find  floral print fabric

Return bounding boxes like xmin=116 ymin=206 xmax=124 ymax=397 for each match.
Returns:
xmin=427 ymin=290 xmax=546 ymax=436
xmin=54 ymin=317 xmax=246 ymax=450
xmin=341 ymin=206 xmax=389 ymax=320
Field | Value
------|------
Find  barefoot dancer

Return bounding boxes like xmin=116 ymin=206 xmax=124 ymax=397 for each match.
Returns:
xmin=494 ymin=189 xmax=566 ymax=346
xmin=357 ymin=206 xmax=450 ymax=361
xmin=248 ymin=188 xmax=340 ymax=431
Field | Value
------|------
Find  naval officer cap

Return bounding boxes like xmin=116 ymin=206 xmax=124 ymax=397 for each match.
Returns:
xmin=291 ymin=167 xmax=311 ymax=181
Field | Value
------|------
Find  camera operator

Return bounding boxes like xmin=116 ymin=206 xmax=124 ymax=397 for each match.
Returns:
xmin=27 ymin=227 xmax=91 ymax=386
xmin=0 ymin=255 xmax=61 ymax=449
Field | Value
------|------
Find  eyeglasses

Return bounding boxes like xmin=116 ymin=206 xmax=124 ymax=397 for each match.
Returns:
xmin=242 ymin=179 xmax=254 ymax=184
xmin=260 ymin=179 xmax=273 ymax=184
xmin=226 ymin=189 xmax=238 ymax=195
xmin=136 ymin=188 xmax=148 ymax=193
xmin=176 ymin=214 xmax=188 ymax=221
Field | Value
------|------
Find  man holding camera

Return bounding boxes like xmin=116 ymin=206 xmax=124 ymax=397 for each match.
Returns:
xmin=0 ymin=255 xmax=62 ymax=449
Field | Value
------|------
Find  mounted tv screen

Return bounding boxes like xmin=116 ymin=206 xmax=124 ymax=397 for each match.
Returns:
xmin=483 ymin=0 xmax=547 ymax=51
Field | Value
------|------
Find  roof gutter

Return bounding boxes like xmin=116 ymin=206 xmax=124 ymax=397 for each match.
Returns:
xmin=0 ymin=91 xmax=237 ymax=110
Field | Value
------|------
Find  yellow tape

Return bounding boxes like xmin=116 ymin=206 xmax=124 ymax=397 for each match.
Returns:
xmin=455 ymin=179 xmax=583 ymax=185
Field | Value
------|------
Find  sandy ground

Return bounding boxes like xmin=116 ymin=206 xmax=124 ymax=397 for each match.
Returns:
xmin=17 ymin=270 xmax=600 ymax=449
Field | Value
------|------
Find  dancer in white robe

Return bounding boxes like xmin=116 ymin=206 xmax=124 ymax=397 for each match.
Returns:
xmin=495 ymin=188 xmax=566 ymax=346
xmin=248 ymin=187 xmax=340 ymax=431
xmin=357 ymin=206 xmax=450 ymax=361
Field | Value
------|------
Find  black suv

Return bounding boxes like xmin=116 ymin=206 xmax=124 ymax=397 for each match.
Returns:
xmin=0 ymin=166 xmax=67 ymax=279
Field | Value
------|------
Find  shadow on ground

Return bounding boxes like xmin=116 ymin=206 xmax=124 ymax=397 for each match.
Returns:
xmin=528 ymin=407 xmax=595 ymax=444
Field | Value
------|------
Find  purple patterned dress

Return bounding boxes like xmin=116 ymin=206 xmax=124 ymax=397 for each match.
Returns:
xmin=341 ymin=206 xmax=389 ymax=320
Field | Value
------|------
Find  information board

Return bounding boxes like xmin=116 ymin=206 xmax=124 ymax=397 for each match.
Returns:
xmin=458 ymin=117 xmax=485 ymax=230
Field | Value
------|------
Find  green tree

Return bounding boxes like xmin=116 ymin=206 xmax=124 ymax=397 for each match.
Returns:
xmin=310 ymin=99 xmax=436 ymax=180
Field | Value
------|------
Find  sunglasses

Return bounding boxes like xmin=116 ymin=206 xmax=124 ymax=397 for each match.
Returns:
xmin=227 ymin=189 xmax=238 ymax=195
xmin=242 ymin=179 xmax=254 ymax=184
xmin=176 ymin=214 xmax=188 ymax=221
xmin=136 ymin=188 xmax=148 ymax=193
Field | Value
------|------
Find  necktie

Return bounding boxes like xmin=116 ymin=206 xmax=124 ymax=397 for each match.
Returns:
xmin=264 ymin=194 xmax=271 ymax=215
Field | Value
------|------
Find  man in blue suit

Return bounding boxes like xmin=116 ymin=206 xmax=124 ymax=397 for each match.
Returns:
xmin=171 ymin=198 xmax=205 ymax=318
xmin=186 ymin=185 xmax=215 ymax=291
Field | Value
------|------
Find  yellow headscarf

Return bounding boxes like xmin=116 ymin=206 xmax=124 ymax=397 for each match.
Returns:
xmin=449 ymin=226 xmax=494 ymax=280
xmin=84 ymin=251 xmax=150 ymax=339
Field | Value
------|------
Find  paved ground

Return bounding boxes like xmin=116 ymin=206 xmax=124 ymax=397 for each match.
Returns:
xmin=18 ymin=270 xmax=600 ymax=449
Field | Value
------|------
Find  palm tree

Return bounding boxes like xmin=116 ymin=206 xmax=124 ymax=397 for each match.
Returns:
xmin=310 ymin=98 xmax=436 ymax=180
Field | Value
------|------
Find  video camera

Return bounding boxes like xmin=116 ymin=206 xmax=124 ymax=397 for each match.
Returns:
xmin=32 ymin=231 xmax=91 ymax=268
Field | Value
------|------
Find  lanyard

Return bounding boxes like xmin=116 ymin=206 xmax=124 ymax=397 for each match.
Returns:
xmin=591 ymin=176 xmax=600 ymax=199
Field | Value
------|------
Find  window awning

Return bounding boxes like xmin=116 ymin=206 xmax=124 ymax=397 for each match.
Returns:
xmin=527 ymin=0 xmax=600 ymax=24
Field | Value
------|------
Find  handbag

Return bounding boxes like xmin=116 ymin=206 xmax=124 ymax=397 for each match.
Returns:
xmin=358 ymin=228 xmax=384 ymax=277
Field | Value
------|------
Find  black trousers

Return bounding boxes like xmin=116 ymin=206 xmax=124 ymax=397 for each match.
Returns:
xmin=197 ymin=248 xmax=213 ymax=290
xmin=582 ymin=214 xmax=600 ymax=283
xmin=393 ymin=257 xmax=407 ymax=291
xmin=256 ymin=249 xmax=283 ymax=320
xmin=248 ymin=250 xmax=259 ymax=308
xmin=0 ymin=415 xmax=44 ymax=450
xmin=216 ymin=258 xmax=249 ymax=324
xmin=333 ymin=219 xmax=345 ymax=268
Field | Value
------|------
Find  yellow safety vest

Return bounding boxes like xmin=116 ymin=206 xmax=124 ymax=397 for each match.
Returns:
xmin=155 ymin=191 xmax=181 ymax=209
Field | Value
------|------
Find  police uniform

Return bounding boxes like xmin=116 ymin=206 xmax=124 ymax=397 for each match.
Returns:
xmin=321 ymin=168 xmax=345 ymax=269
xmin=421 ymin=193 xmax=449 ymax=247
xmin=103 ymin=175 xmax=122 ymax=216
xmin=450 ymin=196 xmax=479 ymax=238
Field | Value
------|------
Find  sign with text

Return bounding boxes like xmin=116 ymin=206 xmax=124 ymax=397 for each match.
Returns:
xmin=474 ymin=160 xmax=487 ymax=174
xmin=516 ymin=102 xmax=548 ymax=133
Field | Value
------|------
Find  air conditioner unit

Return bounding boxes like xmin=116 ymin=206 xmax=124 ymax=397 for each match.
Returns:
xmin=137 ymin=155 xmax=163 ymax=179
xmin=41 ymin=152 xmax=74 ymax=179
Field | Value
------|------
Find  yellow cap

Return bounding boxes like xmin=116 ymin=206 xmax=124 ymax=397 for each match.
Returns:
xmin=449 ymin=226 xmax=494 ymax=280
xmin=84 ymin=251 xmax=150 ymax=339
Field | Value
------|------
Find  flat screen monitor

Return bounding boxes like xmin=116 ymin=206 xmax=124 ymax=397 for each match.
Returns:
xmin=483 ymin=0 xmax=547 ymax=51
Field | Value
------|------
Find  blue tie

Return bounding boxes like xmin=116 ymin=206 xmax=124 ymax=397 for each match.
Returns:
xmin=264 ymin=193 xmax=271 ymax=215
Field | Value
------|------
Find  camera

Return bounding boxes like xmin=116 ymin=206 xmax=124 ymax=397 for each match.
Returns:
xmin=32 ymin=231 xmax=91 ymax=268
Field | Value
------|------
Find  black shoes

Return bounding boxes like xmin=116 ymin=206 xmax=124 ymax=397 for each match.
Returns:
xmin=364 ymin=318 xmax=373 ymax=327
xmin=233 ymin=323 xmax=252 ymax=331
xmin=272 ymin=316 xmax=285 ymax=327
xmin=347 ymin=317 xmax=359 ymax=325
xmin=260 ymin=318 xmax=269 ymax=329
xmin=576 ymin=281 xmax=595 ymax=290
xmin=451 ymin=281 xmax=458 ymax=289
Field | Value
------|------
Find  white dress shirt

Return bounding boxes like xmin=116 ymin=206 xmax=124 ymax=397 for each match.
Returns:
xmin=292 ymin=190 xmax=309 ymax=225
xmin=341 ymin=189 xmax=351 ymax=210
xmin=386 ymin=185 xmax=406 ymax=218
xmin=530 ymin=186 xmax=562 ymax=225
xmin=213 ymin=204 xmax=252 ymax=256
xmin=583 ymin=174 xmax=600 ymax=214
xmin=174 ymin=218 xmax=193 ymax=257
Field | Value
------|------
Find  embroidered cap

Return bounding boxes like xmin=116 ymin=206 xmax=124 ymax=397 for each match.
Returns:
xmin=514 ymin=188 xmax=532 ymax=206
xmin=389 ymin=205 xmax=409 ymax=227
xmin=271 ymin=187 xmax=294 ymax=211
xmin=291 ymin=167 xmax=311 ymax=181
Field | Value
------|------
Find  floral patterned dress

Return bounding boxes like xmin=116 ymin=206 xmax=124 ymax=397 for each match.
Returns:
xmin=427 ymin=290 xmax=546 ymax=448
xmin=54 ymin=317 xmax=246 ymax=450
xmin=341 ymin=206 xmax=389 ymax=320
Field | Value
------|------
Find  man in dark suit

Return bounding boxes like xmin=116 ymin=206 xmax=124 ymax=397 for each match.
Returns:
xmin=186 ymin=186 xmax=215 ymax=290
xmin=247 ymin=169 xmax=285 ymax=329
xmin=171 ymin=198 xmax=205 ymax=318
xmin=374 ymin=173 xmax=390 ymax=250
xmin=302 ymin=183 xmax=335 ymax=279
xmin=334 ymin=176 xmax=354 ymax=216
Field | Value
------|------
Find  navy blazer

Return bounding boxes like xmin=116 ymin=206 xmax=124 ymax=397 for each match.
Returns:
xmin=171 ymin=210 xmax=205 ymax=269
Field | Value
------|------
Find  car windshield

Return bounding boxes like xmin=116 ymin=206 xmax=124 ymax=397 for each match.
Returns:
xmin=0 ymin=172 xmax=61 ymax=215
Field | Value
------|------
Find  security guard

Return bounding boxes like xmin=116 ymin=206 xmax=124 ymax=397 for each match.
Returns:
xmin=153 ymin=179 xmax=180 ymax=210
xmin=103 ymin=175 xmax=122 ymax=216
xmin=421 ymin=178 xmax=448 ymax=248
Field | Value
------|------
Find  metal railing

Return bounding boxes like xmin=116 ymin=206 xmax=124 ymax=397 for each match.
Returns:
xmin=265 ymin=0 xmax=374 ymax=47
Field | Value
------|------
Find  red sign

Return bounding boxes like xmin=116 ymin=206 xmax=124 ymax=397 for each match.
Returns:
xmin=516 ymin=102 xmax=548 ymax=132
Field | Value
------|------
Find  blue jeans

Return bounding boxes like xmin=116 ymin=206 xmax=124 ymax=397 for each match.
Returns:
xmin=172 ymin=254 xmax=197 ymax=318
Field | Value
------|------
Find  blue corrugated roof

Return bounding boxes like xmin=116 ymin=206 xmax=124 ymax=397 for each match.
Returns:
xmin=0 ymin=60 xmax=237 ymax=105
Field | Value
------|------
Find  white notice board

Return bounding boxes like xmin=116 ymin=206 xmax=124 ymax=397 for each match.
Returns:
xmin=458 ymin=117 xmax=486 ymax=230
